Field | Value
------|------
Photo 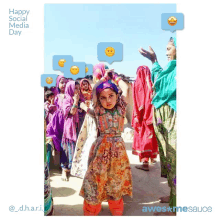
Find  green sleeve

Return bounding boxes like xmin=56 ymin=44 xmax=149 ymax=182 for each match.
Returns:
xmin=151 ymin=62 xmax=163 ymax=83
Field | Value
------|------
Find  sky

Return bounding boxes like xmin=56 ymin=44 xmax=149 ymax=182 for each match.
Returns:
xmin=44 ymin=4 xmax=176 ymax=78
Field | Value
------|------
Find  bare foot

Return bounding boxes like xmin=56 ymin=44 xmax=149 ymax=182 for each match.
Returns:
xmin=150 ymin=158 xmax=156 ymax=164
xmin=159 ymin=195 xmax=170 ymax=203
xmin=135 ymin=164 xmax=149 ymax=171
xmin=61 ymin=169 xmax=68 ymax=181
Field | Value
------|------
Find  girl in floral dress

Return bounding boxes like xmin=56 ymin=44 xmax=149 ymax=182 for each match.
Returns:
xmin=79 ymin=69 xmax=132 ymax=216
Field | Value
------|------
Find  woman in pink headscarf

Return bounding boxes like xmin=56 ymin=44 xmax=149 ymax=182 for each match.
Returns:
xmin=132 ymin=66 xmax=158 ymax=171
xmin=61 ymin=81 xmax=80 ymax=181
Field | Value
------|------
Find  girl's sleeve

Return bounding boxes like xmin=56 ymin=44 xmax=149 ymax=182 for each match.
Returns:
xmin=63 ymin=95 xmax=73 ymax=118
xmin=48 ymin=104 xmax=57 ymax=113
xmin=118 ymin=95 xmax=128 ymax=116
xmin=151 ymin=62 xmax=163 ymax=83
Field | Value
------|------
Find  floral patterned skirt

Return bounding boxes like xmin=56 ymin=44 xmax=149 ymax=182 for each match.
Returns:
xmin=153 ymin=104 xmax=176 ymax=208
xmin=79 ymin=134 xmax=132 ymax=205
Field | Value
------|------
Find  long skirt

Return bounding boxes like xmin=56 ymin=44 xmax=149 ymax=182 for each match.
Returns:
xmin=132 ymin=122 xmax=158 ymax=162
xmin=153 ymin=104 xmax=176 ymax=208
xmin=79 ymin=135 xmax=132 ymax=205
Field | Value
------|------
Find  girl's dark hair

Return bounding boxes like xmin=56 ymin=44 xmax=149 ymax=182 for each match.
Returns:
xmin=45 ymin=90 xmax=54 ymax=100
xmin=75 ymin=81 xmax=80 ymax=86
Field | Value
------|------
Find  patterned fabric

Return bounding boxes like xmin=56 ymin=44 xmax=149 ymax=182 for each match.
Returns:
xmin=79 ymin=96 xmax=132 ymax=205
xmin=132 ymin=66 xmax=158 ymax=161
xmin=153 ymin=104 xmax=176 ymax=208
xmin=96 ymin=80 xmax=118 ymax=96
xmin=71 ymin=107 xmax=98 ymax=179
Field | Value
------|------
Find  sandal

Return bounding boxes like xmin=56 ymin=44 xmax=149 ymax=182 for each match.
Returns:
xmin=135 ymin=164 xmax=149 ymax=171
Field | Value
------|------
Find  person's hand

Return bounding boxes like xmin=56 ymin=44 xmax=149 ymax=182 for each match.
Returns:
xmin=73 ymin=93 xmax=79 ymax=103
xmin=139 ymin=46 xmax=157 ymax=63
xmin=80 ymin=102 xmax=87 ymax=111
xmin=104 ymin=69 xmax=114 ymax=80
xmin=85 ymin=100 xmax=90 ymax=108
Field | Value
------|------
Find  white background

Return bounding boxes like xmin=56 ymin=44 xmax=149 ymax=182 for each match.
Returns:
xmin=1 ymin=0 xmax=220 ymax=219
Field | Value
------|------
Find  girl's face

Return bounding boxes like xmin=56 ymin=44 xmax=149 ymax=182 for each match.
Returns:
xmin=99 ymin=88 xmax=118 ymax=109
xmin=82 ymin=81 xmax=89 ymax=91
xmin=59 ymin=78 xmax=67 ymax=93
xmin=74 ymin=84 xmax=80 ymax=95
xmin=166 ymin=42 xmax=176 ymax=61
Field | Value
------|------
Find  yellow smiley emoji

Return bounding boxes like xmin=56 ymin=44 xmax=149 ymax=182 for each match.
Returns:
xmin=58 ymin=59 xmax=66 ymax=67
xmin=168 ymin=16 xmax=177 ymax=26
xmin=85 ymin=66 xmax=89 ymax=73
xmin=70 ymin=66 xmax=80 ymax=75
xmin=46 ymin=77 xmax=53 ymax=84
xmin=105 ymin=47 xmax=115 ymax=57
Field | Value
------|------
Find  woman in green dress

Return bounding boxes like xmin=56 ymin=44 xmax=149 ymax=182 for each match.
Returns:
xmin=139 ymin=37 xmax=176 ymax=211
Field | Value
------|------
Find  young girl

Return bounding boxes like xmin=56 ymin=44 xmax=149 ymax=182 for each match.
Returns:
xmin=44 ymin=90 xmax=57 ymax=125
xmin=61 ymin=81 xmax=80 ymax=181
xmin=80 ymin=78 xmax=92 ymax=107
xmin=79 ymin=69 xmax=132 ymax=216
xmin=46 ymin=75 xmax=67 ymax=166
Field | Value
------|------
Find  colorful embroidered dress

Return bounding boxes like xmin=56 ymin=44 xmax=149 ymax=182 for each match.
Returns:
xmin=79 ymin=97 xmax=132 ymax=205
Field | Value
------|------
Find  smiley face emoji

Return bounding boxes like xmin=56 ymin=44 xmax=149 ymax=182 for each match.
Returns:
xmin=85 ymin=66 xmax=89 ymax=73
xmin=46 ymin=77 xmax=53 ymax=84
xmin=58 ymin=59 xmax=66 ymax=67
xmin=105 ymin=47 xmax=115 ymax=57
xmin=168 ymin=16 xmax=177 ymax=26
xmin=70 ymin=66 xmax=80 ymax=75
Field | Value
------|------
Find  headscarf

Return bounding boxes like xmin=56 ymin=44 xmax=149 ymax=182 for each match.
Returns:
xmin=56 ymin=75 xmax=65 ymax=94
xmin=170 ymin=36 xmax=176 ymax=48
xmin=96 ymin=80 xmax=118 ymax=96
xmin=93 ymin=63 xmax=109 ymax=83
xmin=80 ymin=79 xmax=92 ymax=100
xmin=132 ymin=66 xmax=154 ymax=132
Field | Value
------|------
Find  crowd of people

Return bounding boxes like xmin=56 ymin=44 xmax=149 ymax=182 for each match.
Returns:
xmin=44 ymin=36 xmax=176 ymax=216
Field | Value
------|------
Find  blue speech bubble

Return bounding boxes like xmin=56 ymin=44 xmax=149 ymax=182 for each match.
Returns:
xmin=63 ymin=62 xmax=86 ymax=80
xmin=53 ymin=55 xmax=73 ymax=73
xmin=41 ymin=74 xmax=59 ymax=88
xmin=161 ymin=13 xmax=184 ymax=32
xmin=85 ymin=64 xmax=93 ymax=76
xmin=97 ymin=42 xmax=123 ymax=64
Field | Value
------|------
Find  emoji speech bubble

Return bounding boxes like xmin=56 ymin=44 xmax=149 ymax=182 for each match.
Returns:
xmin=161 ymin=13 xmax=184 ymax=32
xmin=63 ymin=62 xmax=86 ymax=80
xmin=97 ymin=42 xmax=123 ymax=64
xmin=85 ymin=64 xmax=93 ymax=75
xmin=53 ymin=55 xmax=73 ymax=73
xmin=41 ymin=74 xmax=58 ymax=88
